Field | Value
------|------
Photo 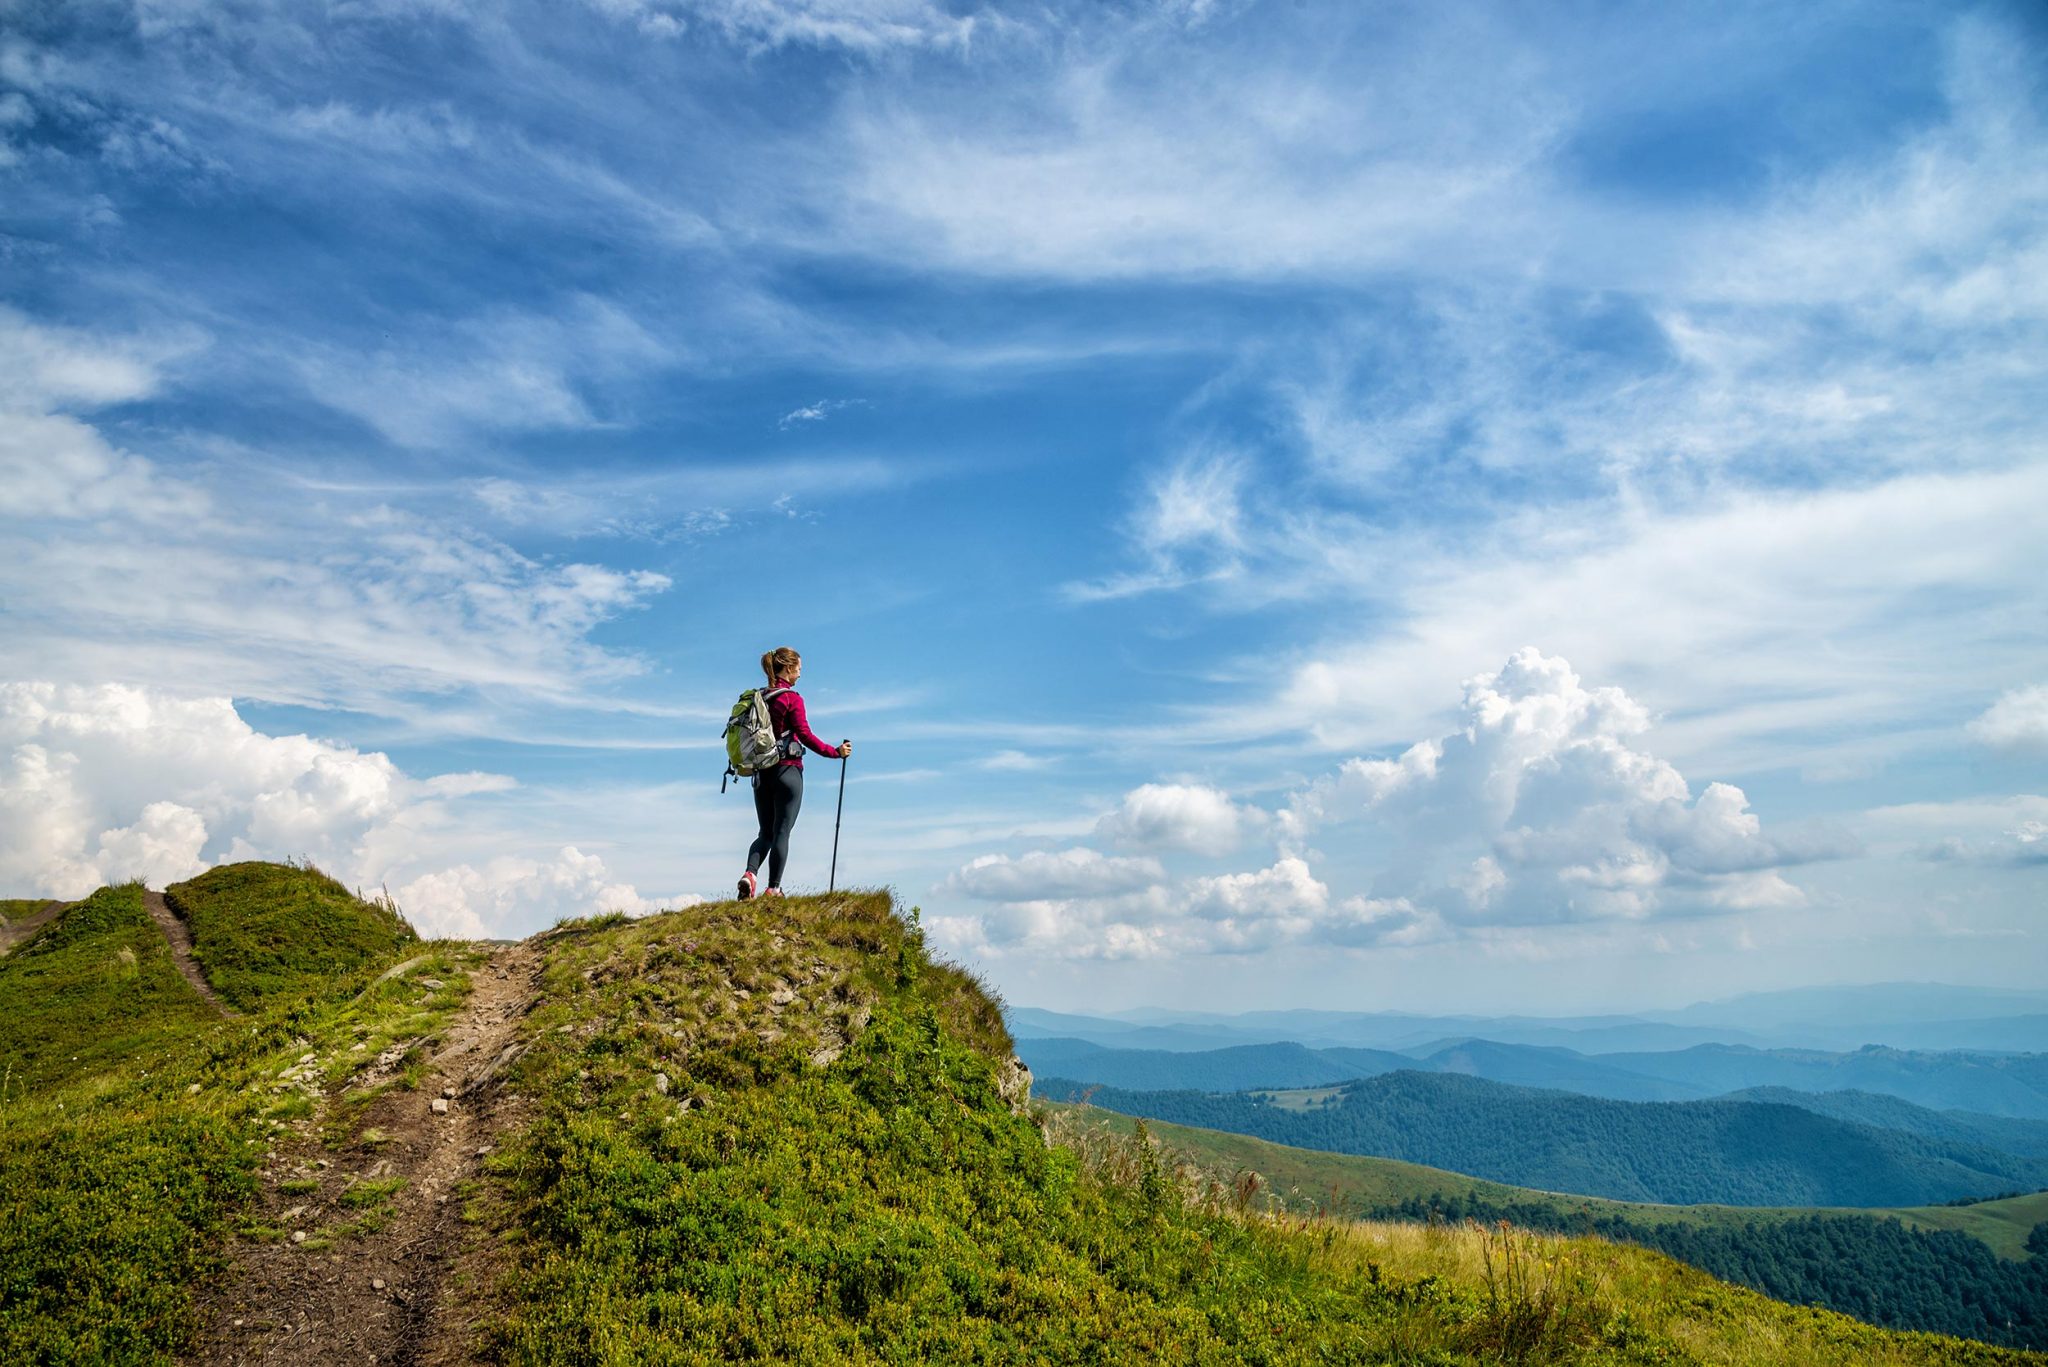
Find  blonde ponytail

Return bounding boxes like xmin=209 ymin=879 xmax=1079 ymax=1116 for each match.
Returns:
xmin=762 ymin=646 xmax=801 ymax=684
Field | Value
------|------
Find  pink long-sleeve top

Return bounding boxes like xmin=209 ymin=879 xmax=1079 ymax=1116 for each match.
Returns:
xmin=766 ymin=687 xmax=839 ymax=769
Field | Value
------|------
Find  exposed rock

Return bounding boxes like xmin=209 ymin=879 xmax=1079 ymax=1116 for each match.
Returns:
xmin=997 ymin=1056 xmax=1033 ymax=1112
xmin=653 ymin=1072 xmax=670 ymax=1095
xmin=430 ymin=1098 xmax=450 ymax=1115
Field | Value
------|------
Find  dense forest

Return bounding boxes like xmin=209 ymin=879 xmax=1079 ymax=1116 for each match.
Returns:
xmin=1369 ymin=1188 xmax=2048 ymax=1350
xmin=1724 ymin=1087 xmax=2048 ymax=1159
xmin=1038 ymin=1071 xmax=2048 ymax=1206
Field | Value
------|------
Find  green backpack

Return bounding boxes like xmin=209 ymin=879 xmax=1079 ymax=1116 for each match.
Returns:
xmin=722 ymin=687 xmax=791 ymax=791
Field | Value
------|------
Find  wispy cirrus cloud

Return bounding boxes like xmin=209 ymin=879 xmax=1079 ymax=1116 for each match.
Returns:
xmin=0 ymin=321 xmax=675 ymax=723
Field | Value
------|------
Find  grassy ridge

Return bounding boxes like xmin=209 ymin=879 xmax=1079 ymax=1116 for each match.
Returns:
xmin=0 ymin=898 xmax=49 ymax=925
xmin=5 ymin=870 xmax=2041 ymax=1364
xmin=0 ymin=872 xmax=468 ymax=1364
xmin=1050 ymin=1106 xmax=2048 ymax=1348
xmin=1052 ymin=1101 xmax=2048 ymax=1253
xmin=166 ymin=860 xmax=417 ymax=1011
xmin=1897 ymin=1193 xmax=2048 ymax=1261
xmin=477 ymin=893 xmax=2040 ymax=1365
xmin=0 ymin=884 xmax=222 ymax=1091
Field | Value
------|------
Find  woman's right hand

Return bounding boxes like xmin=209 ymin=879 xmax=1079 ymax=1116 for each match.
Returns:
xmin=838 ymin=740 xmax=852 ymax=758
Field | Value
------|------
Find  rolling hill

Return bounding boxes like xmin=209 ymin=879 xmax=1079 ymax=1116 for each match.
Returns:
xmin=1050 ymin=1105 xmax=2048 ymax=1346
xmin=1594 ymin=1044 xmax=2048 ymax=1118
xmin=1036 ymin=1070 xmax=2048 ymax=1207
xmin=1722 ymin=1087 xmax=2048 ymax=1162
xmin=4 ymin=864 xmax=2042 ymax=1364
xmin=1017 ymin=1027 xmax=2048 ymax=1118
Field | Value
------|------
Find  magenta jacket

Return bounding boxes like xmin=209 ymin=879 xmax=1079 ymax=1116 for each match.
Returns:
xmin=766 ymin=687 xmax=839 ymax=769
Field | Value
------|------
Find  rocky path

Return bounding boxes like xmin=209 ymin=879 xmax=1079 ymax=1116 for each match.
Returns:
xmin=146 ymin=890 xmax=235 ymax=1013
xmin=195 ymin=941 xmax=543 ymax=1366
xmin=0 ymin=898 xmax=65 ymax=956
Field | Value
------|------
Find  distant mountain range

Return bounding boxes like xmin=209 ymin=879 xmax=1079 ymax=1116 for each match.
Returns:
xmin=1008 ymin=982 xmax=2048 ymax=1055
xmin=1014 ymin=1033 xmax=2048 ymax=1117
xmin=1036 ymin=1070 xmax=2048 ymax=1208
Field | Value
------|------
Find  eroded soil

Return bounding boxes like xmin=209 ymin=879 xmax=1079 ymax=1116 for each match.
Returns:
xmin=146 ymin=890 xmax=235 ymax=1014
xmin=0 ymin=899 xmax=64 ymax=957
xmin=194 ymin=941 xmax=543 ymax=1366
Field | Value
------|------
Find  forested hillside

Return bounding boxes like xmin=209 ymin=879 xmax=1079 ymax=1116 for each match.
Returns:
xmin=1598 ymin=1046 xmax=2048 ymax=1119
xmin=1057 ymin=1106 xmax=2048 ymax=1350
xmin=1723 ymin=1088 xmax=2048 ymax=1159
xmin=1038 ymin=1071 xmax=2048 ymax=1206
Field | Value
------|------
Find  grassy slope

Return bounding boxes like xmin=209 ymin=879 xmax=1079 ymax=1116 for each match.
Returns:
xmin=1056 ymin=1104 xmax=2048 ymax=1253
xmin=1893 ymin=1192 xmax=2048 ymax=1261
xmin=0 ymin=872 xmax=473 ymax=1365
xmin=471 ymin=892 xmax=2038 ymax=1366
xmin=1049 ymin=1103 xmax=1829 ymax=1227
xmin=3 ymin=872 xmax=2039 ymax=1365
xmin=1050 ymin=1073 xmax=2046 ymax=1206
xmin=0 ymin=898 xmax=49 ymax=924
xmin=0 ymin=883 xmax=223 ymax=1090
xmin=166 ymin=860 xmax=417 ymax=1011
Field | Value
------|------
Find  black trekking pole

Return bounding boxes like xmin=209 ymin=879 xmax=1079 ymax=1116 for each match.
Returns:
xmin=828 ymin=743 xmax=849 ymax=893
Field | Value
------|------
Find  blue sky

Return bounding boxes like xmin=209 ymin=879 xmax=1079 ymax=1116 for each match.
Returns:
xmin=2 ymin=0 xmax=2043 ymax=1014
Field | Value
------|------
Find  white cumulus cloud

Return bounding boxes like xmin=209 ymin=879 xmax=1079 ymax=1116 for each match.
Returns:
xmin=1284 ymin=649 xmax=1847 ymax=926
xmin=0 ymin=681 xmax=694 ymax=936
xmin=1969 ymin=684 xmax=2048 ymax=755
xmin=396 ymin=846 xmax=703 ymax=940
xmin=1096 ymin=782 xmax=1258 ymax=855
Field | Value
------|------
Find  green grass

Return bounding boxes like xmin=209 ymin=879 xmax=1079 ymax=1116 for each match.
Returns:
xmin=0 ymin=898 xmax=50 ymax=927
xmin=5 ymin=869 xmax=2040 ymax=1366
xmin=1044 ymin=1104 xmax=1825 ymax=1230
xmin=472 ymin=891 xmax=2038 ymax=1366
xmin=0 ymin=869 xmax=472 ymax=1365
xmin=1054 ymin=1105 xmax=2048 ymax=1256
xmin=0 ymin=884 xmax=223 ymax=1093
xmin=1253 ymin=1084 xmax=1348 ymax=1112
xmin=1892 ymin=1191 xmax=2048 ymax=1261
xmin=165 ymin=860 xmax=417 ymax=1011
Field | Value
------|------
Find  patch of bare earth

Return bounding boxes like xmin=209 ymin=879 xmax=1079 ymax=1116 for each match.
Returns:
xmin=0 ymin=899 xmax=65 ymax=956
xmin=146 ymin=889 xmax=235 ymax=1014
xmin=195 ymin=941 xmax=543 ymax=1366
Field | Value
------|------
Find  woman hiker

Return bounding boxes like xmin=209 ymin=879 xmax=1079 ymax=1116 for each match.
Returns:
xmin=739 ymin=646 xmax=851 ymax=900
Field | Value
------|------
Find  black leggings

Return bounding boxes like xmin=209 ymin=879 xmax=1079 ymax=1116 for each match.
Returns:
xmin=747 ymin=764 xmax=804 ymax=888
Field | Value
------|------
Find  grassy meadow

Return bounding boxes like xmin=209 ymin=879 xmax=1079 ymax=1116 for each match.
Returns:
xmin=1 ymin=866 xmax=2041 ymax=1365
xmin=0 ymin=870 xmax=476 ymax=1363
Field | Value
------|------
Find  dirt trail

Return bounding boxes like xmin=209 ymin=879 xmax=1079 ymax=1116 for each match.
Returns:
xmin=196 ymin=940 xmax=544 ymax=1366
xmin=0 ymin=899 xmax=65 ymax=956
xmin=146 ymin=890 xmax=235 ymax=1013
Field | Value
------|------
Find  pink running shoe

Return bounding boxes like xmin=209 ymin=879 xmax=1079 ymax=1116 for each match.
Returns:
xmin=737 ymin=870 xmax=757 ymax=900
xmin=762 ymin=887 xmax=784 ymax=899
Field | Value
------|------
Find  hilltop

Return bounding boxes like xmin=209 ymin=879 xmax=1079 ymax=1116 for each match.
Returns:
xmin=1 ymin=862 xmax=2041 ymax=1365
